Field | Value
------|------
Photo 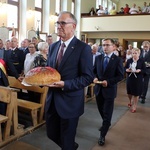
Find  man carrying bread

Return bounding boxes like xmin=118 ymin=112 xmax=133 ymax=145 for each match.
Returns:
xmin=45 ymin=11 xmax=94 ymax=150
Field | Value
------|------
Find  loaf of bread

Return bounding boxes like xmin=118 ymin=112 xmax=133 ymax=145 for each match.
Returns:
xmin=24 ymin=67 xmax=61 ymax=85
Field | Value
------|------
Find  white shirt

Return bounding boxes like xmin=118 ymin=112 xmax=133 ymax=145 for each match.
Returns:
xmin=61 ymin=36 xmax=74 ymax=55
xmin=104 ymin=52 xmax=113 ymax=62
xmin=24 ymin=52 xmax=38 ymax=75
xmin=129 ymin=7 xmax=139 ymax=14
xmin=97 ymin=9 xmax=105 ymax=16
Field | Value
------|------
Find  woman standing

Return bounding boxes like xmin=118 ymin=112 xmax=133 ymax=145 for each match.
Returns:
xmin=24 ymin=42 xmax=38 ymax=75
xmin=125 ymin=48 xmax=146 ymax=113
xmin=33 ymin=42 xmax=48 ymax=67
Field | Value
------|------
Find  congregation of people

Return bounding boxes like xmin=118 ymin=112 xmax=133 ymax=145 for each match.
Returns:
xmin=88 ymin=2 xmax=150 ymax=16
xmin=88 ymin=40 xmax=150 ymax=107
xmin=0 ymin=33 xmax=150 ymax=148
xmin=0 ymin=35 xmax=53 ymax=102
xmin=0 ymin=10 xmax=150 ymax=149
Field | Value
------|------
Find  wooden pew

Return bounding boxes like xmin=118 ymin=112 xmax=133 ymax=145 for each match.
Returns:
xmin=85 ymin=83 xmax=95 ymax=102
xmin=8 ymin=76 xmax=48 ymax=127
xmin=0 ymin=86 xmax=18 ymax=142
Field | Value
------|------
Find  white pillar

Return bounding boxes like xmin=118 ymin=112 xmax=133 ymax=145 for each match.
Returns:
xmin=42 ymin=0 xmax=50 ymax=34
xmin=49 ymin=0 xmax=57 ymax=34
xmin=74 ymin=0 xmax=81 ymax=39
xmin=19 ymin=0 xmax=27 ymax=41
xmin=61 ymin=0 xmax=72 ymax=12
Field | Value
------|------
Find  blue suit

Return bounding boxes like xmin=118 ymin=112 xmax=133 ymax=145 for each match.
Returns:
xmin=45 ymin=36 xmax=94 ymax=149
xmin=94 ymin=53 xmax=124 ymax=137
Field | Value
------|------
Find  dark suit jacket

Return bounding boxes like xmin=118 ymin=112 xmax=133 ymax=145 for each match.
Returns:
xmin=9 ymin=48 xmax=25 ymax=74
xmin=93 ymin=53 xmax=124 ymax=99
xmin=0 ymin=50 xmax=19 ymax=86
xmin=45 ymin=36 xmax=94 ymax=119
xmin=140 ymin=49 xmax=150 ymax=75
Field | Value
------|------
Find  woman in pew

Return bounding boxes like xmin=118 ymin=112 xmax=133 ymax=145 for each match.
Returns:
xmin=22 ymin=42 xmax=39 ymax=102
xmin=23 ymin=42 xmax=38 ymax=75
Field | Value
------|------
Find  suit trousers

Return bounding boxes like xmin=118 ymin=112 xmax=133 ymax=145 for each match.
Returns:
xmin=45 ymin=99 xmax=79 ymax=150
xmin=96 ymin=93 xmax=114 ymax=137
xmin=141 ymin=74 xmax=150 ymax=99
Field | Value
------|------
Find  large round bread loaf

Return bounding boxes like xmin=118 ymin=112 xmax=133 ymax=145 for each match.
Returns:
xmin=24 ymin=67 xmax=61 ymax=85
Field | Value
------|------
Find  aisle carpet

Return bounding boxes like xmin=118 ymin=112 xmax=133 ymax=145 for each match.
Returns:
xmin=1 ymin=141 xmax=40 ymax=150
xmin=92 ymin=106 xmax=150 ymax=150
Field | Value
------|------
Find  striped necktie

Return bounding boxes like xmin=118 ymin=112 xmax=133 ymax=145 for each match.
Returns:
xmin=103 ymin=56 xmax=109 ymax=72
xmin=56 ymin=43 xmax=66 ymax=68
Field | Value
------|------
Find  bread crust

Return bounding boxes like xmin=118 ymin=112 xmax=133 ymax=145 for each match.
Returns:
xmin=24 ymin=67 xmax=61 ymax=85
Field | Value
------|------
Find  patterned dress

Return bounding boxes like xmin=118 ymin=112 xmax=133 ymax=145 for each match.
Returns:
xmin=33 ymin=54 xmax=47 ymax=68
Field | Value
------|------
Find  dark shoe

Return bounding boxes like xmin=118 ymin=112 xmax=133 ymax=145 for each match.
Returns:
xmin=74 ymin=142 xmax=79 ymax=150
xmin=141 ymin=99 xmax=145 ymax=104
xmin=98 ymin=136 xmax=105 ymax=146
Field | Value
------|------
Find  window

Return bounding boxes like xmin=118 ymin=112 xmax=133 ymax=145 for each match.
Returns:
xmin=71 ymin=0 xmax=75 ymax=14
xmin=7 ymin=5 xmax=18 ymax=28
xmin=7 ymin=0 xmax=19 ymax=38
xmin=35 ymin=0 xmax=42 ymax=8
xmin=35 ymin=0 xmax=42 ymax=31
xmin=96 ymin=0 xmax=102 ymax=8
xmin=55 ymin=0 xmax=60 ymax=15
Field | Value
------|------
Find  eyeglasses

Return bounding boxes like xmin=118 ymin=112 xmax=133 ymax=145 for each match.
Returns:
xmin=102 ymin=44 xmax=113 ymax=47
xmin=55 ymin=21 xmax=75 ymax=27
xmin=28 ymin=47 xmax=35 ymax=48
xmin=143 ymin=46 xmax=148 ymax=48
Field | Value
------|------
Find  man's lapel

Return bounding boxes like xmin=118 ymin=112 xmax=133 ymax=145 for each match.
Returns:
xmin=58 ymin=37 xmax=77 ymax=70
xmin=53 ymin=42 xmax=61 ymax=68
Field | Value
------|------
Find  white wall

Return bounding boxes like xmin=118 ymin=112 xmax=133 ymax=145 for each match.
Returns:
xmin=81 ymin=0 xmax=96 ymax=13
xmin=81 ymin=15 xmax=150 ymax=32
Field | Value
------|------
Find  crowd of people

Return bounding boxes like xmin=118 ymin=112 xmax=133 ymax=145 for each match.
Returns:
xmin=0 ymin=11 xmax=150 ymax=150
xmin=0 ymin=35 xmax=53 ymax=107
xmin=89 ymin=2 xmax=150 ymax=16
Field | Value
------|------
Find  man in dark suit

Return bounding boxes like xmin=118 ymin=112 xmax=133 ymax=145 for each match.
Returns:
xmin=45 ymin=11 xmax=93 ymax=150
xmin=9 ymin=37 xmax=25 ymax=75
xmin=139 ymin=41 xmax=150 ymax=103
xmin=93 ymin=38 xmax=124 ymax=146
xmin=22 ymin=39 xmax=30 ymax=56
xmin=0 ymin=48 xmax=23 ymax=115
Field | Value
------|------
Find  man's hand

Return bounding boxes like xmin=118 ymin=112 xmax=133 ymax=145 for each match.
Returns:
xmin=47 ymin=81 xmax=64 ymax=88
xmin=18 ymin=76 xmax=24 ymax=82
xmin=102 ymin=80 xmax=108 ymax=87
xmin=93 ymin=78 xmax=98 ymax=83
xmin=135 ymin=69 xmax=141 ymax=73
xmin=126 ymin=68 xmax=132 ymax=72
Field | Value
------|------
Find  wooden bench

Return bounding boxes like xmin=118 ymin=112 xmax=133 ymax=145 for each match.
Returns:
xmin=18 ymin=99 xmax=42 ymax=126
xmin=0 ymin=86 xmax=18 ymax=143
xmin=8 ymin=76 xmax=48 ymax=127
xmin=85 ymin=83 xmax=95 ymax=102
xmin=0 ymin=115 xmax=8 ymax=142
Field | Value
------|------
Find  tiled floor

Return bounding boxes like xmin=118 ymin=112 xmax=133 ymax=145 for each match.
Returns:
xmin=2 ymin=81 xmax=150 ymax=150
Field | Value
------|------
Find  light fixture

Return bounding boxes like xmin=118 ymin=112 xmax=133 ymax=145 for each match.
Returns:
xmin=50 ymin=13 xmax=58 ymax=22
xmin=95 ymin=26 xmax=100 ymax=30
xmin=55 ymin=12 xmax=59 ymax=16
xmin=27 ymin=8 xmax=35 ymax=18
